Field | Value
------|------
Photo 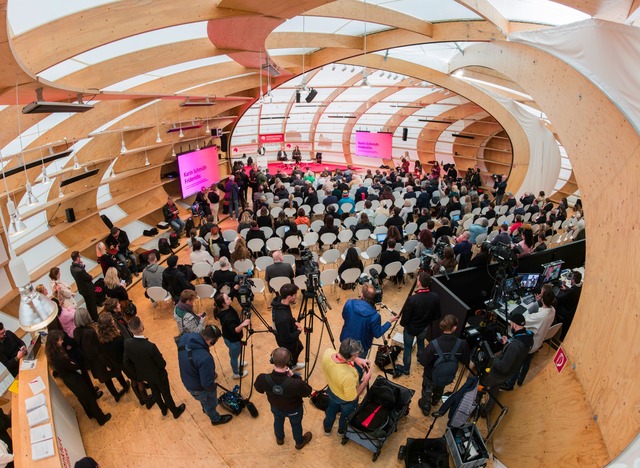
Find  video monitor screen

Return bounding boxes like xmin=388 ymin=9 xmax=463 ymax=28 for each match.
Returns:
xmin=503 ymin=277 xmax=518 ymax=293
xmin=541 ymin=261 xmax=564 ymax=283
xmin=177 ymin=146 xmax=220 ymax=198
xmin=355 ymin=131 xmax=392 ymax=158
xmin=520 ymin=273 xmax=541 ymax=289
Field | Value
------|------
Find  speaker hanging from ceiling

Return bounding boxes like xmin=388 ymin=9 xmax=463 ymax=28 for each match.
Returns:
xmin=402 ymin=128 xmax=408 ymax=141
xmin=305 ymin=89 xmax=318 ymax=103
xmin=296 ymin=90 xmax=301 ymax=104
xmin=65 ymin=208 xmax=76 ymax=223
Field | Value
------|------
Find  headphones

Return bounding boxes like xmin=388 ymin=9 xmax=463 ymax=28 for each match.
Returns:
xmin=205 ymin=325 xmax=222 ymax=346
xmin=270 ymin=347 xmax=292 ymax=366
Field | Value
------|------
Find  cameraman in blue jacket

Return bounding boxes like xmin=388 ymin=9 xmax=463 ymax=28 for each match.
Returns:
xmin=339 ymin=283 xmax=398 ymax=357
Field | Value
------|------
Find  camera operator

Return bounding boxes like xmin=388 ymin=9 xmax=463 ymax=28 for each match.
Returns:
xmin=254 ymin=348 xmax=313 ymax=450
xmin=399 ymin=272 xmax=441 ymax=376
xmin=417 ymin=315 xmax=470 ymax=415
xmin=214 ymin=293 xmax=250 ymax=380
xmin=271 ymin=284 xmax=305 ymax=370
xmin=339 ymin=283 xmax=398 ymax=358
xmin=492 ymin=174 xmax=507 ymax=205
xmin=479 ymin=313 xmax=533 ymax=415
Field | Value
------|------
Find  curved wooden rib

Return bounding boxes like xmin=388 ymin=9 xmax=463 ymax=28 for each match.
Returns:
xmin=453 ymin=0 xmax=510 ymax=34
xmin=452 ymin=39 xmax=639 ymax=465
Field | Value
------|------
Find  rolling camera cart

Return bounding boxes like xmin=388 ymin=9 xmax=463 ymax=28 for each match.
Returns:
xmin=341 ymin=376 xmax=415 ymax=462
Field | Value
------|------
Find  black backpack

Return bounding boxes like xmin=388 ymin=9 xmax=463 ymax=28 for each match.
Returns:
xmin=431 ymin=339 xmax=462 ymax=387
xmin=169 ymin=232 xmax=179 ymax=248
xmin=185 ymin=217 xmax=195 ymax=235
xmin=158 ymin=238 xmax=172 ymax=255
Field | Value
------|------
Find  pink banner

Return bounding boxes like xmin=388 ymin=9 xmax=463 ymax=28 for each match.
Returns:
xmin=259 ymin=133 xmax=285 ymax=143
xmin=355 ymin=131 xmax=392 ymax=158
xmin=231 ymin=144 xmax=257 ymax=155
xmin=284 ymin=142 xmax=312 ymax=151
xmin=177 ymin=146 xmax=220 ymax=198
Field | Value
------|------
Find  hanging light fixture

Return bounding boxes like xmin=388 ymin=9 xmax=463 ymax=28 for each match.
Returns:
xmin=36 ymin=124 xmax=51 ymax=185
xmin=73 ymin=154 xmax=81 ymax=170
xmin=360 ymin=0 xmax=370 ymax=89
xmin=58 ymin=186 xmax=64 ymax=198
xmin=0 ymin=192 xmax=57 ymax=331
xmin=178 ymin=105 xmax=184 ymax=138
xmin=0 ymin=149 xmax=26 ymax=236
xmin=154 ymin=99 xmax=162 ymax=143
xmin=172 ymin=146 xmax=176 ymax=157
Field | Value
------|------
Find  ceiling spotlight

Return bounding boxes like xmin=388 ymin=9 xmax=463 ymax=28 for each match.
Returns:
xmin=393 ymin=74 xmax=398 ymax=80
xmin=120 ymin=137 xmax=127 ymax=153
xmin=387 ymin=72 xmax=392 ymax=78
xmin=7 ymin=200 xmax=26 ymax=236
xmin=379 ymin=70 xmax=384 ymax=76
xmin=41 ymin=167 xmax=51 ymax=185
xmin=360 ymin=75 xmax=370 ymax=89
xmin=155 ymin=131 xmax=162 ymax=144
xmin=350 ymin=66 xmax=355 ymax=73
xmin=305 ymin=88 xmax=318 ymax=103
xmin=342 ymin=65 xmax=347 ymax=72
xmin=332 ymin=64 xmax=336 ymax=71
xmin=178 ymin=128 xmax=184 ymax=138
xmin=25 ymin=182 xmax=38 ymax=206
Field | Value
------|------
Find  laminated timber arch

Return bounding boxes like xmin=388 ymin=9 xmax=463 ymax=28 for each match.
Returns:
xmin=451 ymin=40 xmax=639 ymax=466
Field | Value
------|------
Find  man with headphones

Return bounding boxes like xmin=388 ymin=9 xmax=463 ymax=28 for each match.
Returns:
xmin=254 ymin=348 xmax=313 ymax=449
xmin=399 ymin=272 xmax=441 ymax=376
xmin=177 ymin=325 xmax=233 ymax=426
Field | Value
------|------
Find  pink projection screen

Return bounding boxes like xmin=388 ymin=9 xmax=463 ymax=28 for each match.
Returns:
xmin=177 ymin=146 xmax=220 ymax=198
xmin=355 ymin=131 xmax=393 ymax=158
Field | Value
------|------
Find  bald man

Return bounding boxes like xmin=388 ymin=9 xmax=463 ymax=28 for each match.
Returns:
xmin=265 ymin=251 xmax=294 ymax=292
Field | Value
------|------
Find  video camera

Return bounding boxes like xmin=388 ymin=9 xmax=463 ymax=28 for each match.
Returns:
xmin=355 ymin=269 xmax=383 ymax=304
xmin=485 ymin=241 xmax=517 ymax=267
xmin=491 ymin=173 xmax=502 ymax=181
xmin=300 ymin=248 xmax=320 ymax=291
xmin=235 ymin=274 xmax=255 ymax=317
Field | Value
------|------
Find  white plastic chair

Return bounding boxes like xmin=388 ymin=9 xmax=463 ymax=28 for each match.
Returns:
xmin=247 ymin=238 xmax=265 ymax=255
xmin=302 ymin=232 xmax=319 ymax=250
xmin=240 ymin=228 xmax=250 ymax=239
xmin=374 ymin=214 xmax=388 ymax=226
xmin=234 ymin=259 xmax=254 ymax=274
xmin=266 ymin=237 xmax=284 ymax=252
xmin=341 ymin=247 xmax=361 ymax=260
xmin=294 ymin=275 xmax=307 ymax=291
xmin=320 ymin=269 xmax=339 ymax=293
xmin=261 ymin=226 xmax=274 ymax=239
xmin=283 ymin=254 xmax=296 ymax=266
xmin=194 ymin=284 xmax=216 ymax=313
xmin=487 ymin=231 xmax=499 ymax=242
xmin=284 ymin=207 xmax=297 ymax=217
xmin=146 ymin=286 xmax=172 ymax=318
xmin=269 ymin=277 xmax=291 ymax=295
xmin=271 ymin=207 xmax=283 ymax=218
xmin=340 ymin=202 xmax=353 ymax=214
xmin=192 ymin=262 xmax=212 ymax=282
xmin=338 ymin=229 xmax=353 ymax=245
xmin=313 ymin=204 xmax=325 ymax=216
xmin=355 ymin=228 xmax=372 ymax=245
xmin=383 ymin=261 xmax=403 ymax=287
xmin=475 ymin=233 xmax=488 ymax=246
xmin=320 ymin=233 xmax=337 ymax=248
xmin=285 ymin=236 xmax=302 ymax=250
xmin=311 ymin=220 xmax=324 ymax=232
xmin=404 ymin=222 xmax=418 ymax=237
xmin=298 ymin=224 xmax=309 ymax=235
xmin=300 ymin=205 xmax=312 ymax=216
xmin=222 ymin=229 xmax=238 ymax=242
xmin=250 ymin=278 xmax=267 ymax=302
xmin=319 ymin=249 xmax=340 ymax=269
xmin=403 ymin=257 xmax=421 ymax=276
xmin=365 ymin=264 xmax=383 ymax=276
xmin=402 ymin=239 xmax=419 ymax=256
xmin=361 ymin=244 xmax=382 ymax=263
xmin=343 ymin=217 xmax=357 ymax=229
xmin=339 ymin=268 xmax=363 ymax=300
xmin=355 ymin=201 xmax=365 ymax=211
xmin=276 ymin=226 xmax=288 ymax=238
xmin=254 ymin=256 xmax=274 ymax=277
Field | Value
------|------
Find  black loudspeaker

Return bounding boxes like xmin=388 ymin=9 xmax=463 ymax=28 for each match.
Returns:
xmin=296 ymin=90 xmax=301 ymax=104
xmin=402 ymin=127 xmax=408 ymax=141
xmin=210 ymin=129 xmax=216 ymax=137
xmin=305 ymin=89 xmax=318 ymax=103
xmin=65 ymin=208 xmax=75 ymax=223
xmin=220 ymin=134 xmax=228 ymax=154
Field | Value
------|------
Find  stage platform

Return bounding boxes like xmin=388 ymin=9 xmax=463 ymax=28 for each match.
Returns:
xmin=248 ymin=162 xmax=365 ymax=175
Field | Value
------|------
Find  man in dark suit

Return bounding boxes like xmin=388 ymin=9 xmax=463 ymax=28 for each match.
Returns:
xmin=123 ymin=317 xmax=186 ymax=418
xmin=265 ymin=251 xmax=294 ymax=292
xmin=322 ymin=190 xmax=338 ymax=207
xmin=70 ymin=251 xmax=98 ymax=321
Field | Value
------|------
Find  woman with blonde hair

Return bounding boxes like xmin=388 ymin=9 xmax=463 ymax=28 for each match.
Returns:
xmin=96 ymin=241 xmax=117 ymax=276
xmin=103 ymin=267 xmax=133 ymax=316
xmin=231 ymin=237 xmax=252 ymax=263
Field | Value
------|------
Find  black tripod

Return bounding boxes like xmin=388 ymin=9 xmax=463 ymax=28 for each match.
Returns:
xmin=235 ymin=302 xmax=275 ymax=417
xmin=297 ymin=284 xmax=336 ymax=381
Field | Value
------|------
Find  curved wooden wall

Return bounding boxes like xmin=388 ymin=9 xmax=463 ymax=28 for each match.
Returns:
xmin=452 ymin=39 xmax=640 ymax=465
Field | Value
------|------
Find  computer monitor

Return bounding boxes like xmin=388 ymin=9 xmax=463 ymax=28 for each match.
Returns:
xmin=451 ymin=213 xmax=461 ymax=222
xmin=376 ymin=233 xmax=387 ymax=243
xmin=503 ymin=277 xmax=518 ymax=293
xmin=541 ymin=260 xmax=564 ymax=283
xmin=520 ymin=273 xmax=541 ymax=290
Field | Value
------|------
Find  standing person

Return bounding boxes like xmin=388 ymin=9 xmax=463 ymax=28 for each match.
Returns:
xmin=177 ymin=325 xmax=232 ymax=426
xmin=399 ymin=272 xmax=441 ymax=375
xmin=214 ymin=293 xmax=250 ymax=379
xmin=321 ymin=338 xmax=371 ymax=436
xmin=339 ymin=283 xmax=398 ymax=357
xmin=417 ymin=315 xmax=470 ymax=415
xmin=74 ymin=308 xmax=130 ymax=402
xmin=46 ymin=330 xmax=112 ymax=426
xmin=0 ymin=324 xmax=27 ymax=377
xmin=208 ymin=184 xmax=221 ymax=223
xmin=123 ymin=317 xmax=186 ymax=418
xmin=556 ymin=271 xmax=583 ymax=339
xmin=479 ymin=313 xmax=533 ymax=415
xmin=226 ymin=175 xmax=240 ymax=221
xmin=105 ymin=227 xmax=139 ymax=276
xmin=163 ymin=196 xmax=186 ymax=236
xmin=272 ymin=284 xmax=305 ymax=370
xmin=254 ymin=347 xmax=313 ymax=449
xmin=70 ymin=251 xmax=99 ymax=321
xmin=174 ymin=290 xmax=206 ymax=335
xmin=49 ymin=267 xmax=76 ymax=309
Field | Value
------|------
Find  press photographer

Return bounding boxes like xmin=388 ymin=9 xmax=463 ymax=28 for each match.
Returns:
xmin=340 ymin=282 xmax=398 ymax=358
xmin=492 ymin=174 xmax=508 ymax=205
xmin=272 ymin=284 xmax=305 ymax=370
xmin=399 ymin=272 xmax=441 ymax=376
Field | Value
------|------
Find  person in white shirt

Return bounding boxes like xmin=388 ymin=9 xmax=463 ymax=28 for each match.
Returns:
xmin=503 ymin=289 xmax=556 ymax=389
xmin=190 ymin=240 xmax=214 ymax=267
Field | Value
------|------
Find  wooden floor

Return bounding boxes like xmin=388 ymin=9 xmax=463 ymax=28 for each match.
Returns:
xmin=54 ymin=218 xmax=549 ymax=467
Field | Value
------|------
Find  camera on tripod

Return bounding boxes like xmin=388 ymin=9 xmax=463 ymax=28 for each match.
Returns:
xmin=236 ymin=274 xmax=255 ymax=317
xmin=355 ymin=270 xmax=383 ymax=304
xmin=300 ymin=248 xmax=321 ymax=291
xmin=485 ymin=241 xmax=517 ymax=266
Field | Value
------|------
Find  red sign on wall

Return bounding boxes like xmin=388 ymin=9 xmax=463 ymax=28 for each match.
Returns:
xmin=554 ymin=346 xmax=568 ymax=373
xmin=259 ymin=133 xmax=284 ymax=143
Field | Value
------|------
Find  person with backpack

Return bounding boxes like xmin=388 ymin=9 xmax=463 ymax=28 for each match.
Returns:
xmin=418 ymin=314 xmax=470 ymax=416
xmin=254 ymin=347 xmax=313 ymax=449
